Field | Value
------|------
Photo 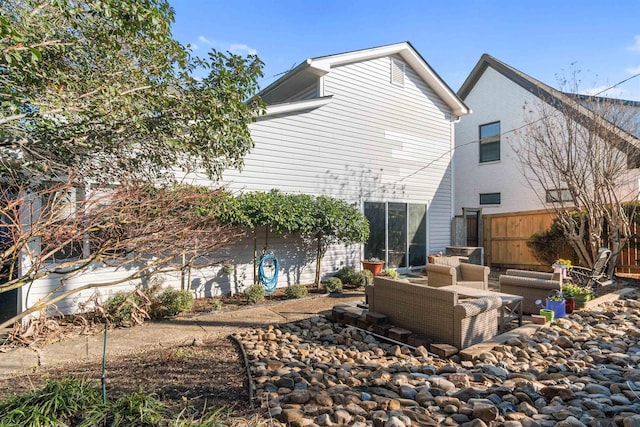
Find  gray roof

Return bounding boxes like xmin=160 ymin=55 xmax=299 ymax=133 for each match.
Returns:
xmin=458 ymin=54 xmax=640 ymax=153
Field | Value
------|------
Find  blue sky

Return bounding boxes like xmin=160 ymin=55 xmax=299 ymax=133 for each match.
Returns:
xmin=169 ymin=0 xmax=640 ymax=101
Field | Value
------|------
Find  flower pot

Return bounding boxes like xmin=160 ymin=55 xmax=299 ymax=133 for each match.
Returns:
xmin=574 ymin=297 xmax=588 ymax=309
xmin=565 ymin=297 xmax=574 ymax=314
xmin=361 ymin=260 xmax=384 ymax=276
xmin=540 ymin=308 xmax=554 ymax=323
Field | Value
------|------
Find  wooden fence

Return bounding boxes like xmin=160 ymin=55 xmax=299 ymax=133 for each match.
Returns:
xmin=482 ymin=209 xmax=640 ymax=273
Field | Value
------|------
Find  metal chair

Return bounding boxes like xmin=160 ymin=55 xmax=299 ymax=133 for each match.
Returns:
xmin=570 ymin=248 xmax=612 ymax=290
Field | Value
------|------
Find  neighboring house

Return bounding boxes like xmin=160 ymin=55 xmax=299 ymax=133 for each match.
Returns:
xmin=453 ymin=54 xmax=640 ymax=263
xmin=2 ymin=42 xmax=469 ymax=322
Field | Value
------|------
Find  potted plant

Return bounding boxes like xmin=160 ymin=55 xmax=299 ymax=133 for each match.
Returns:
xmin=552 ymin=258 xmax=572 ymax=279
xmin=380 ymin=268 xmax=399 ymax=279
xmin=561 ymin=282 xmax=580 ymax=314
xmin=574 ymin=286 xmax=595 ymax=309
xmin=361 ymin=257 xmax=384 ymax=276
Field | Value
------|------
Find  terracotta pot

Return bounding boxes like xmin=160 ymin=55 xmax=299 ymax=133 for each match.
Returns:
xmin=361 ymin=260 xmax=384 ymax=276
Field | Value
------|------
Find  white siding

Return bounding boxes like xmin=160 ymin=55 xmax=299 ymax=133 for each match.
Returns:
xmin=223 ymin=54 xmax=456 ymax=286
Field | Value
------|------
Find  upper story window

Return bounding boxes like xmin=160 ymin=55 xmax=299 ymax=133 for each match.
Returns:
xmin=390 ymin=58 xmax=405 ymax=87
xmin=479 ymin=121 xmax=500 ymax=163
xmin=545 ymin=188 xmax=573 ymax=203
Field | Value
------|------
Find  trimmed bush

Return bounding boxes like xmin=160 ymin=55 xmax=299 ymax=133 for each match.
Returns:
xmin=335 ymin=266 xmax=356 ymax=283
xmin=245 ymin=283 xmax=265 ymax=304
xmin=151 ymin=289 xmax=194 ymax=317
xmin=349 ymin=271 xmax=367 ymax=288
xmin=362 ymin=269 xmax=374 ymax=285
xmin=284 ymin=284 xmax=308 ymax=299
xmin=324 ymin=277 xmax=343 ymax=293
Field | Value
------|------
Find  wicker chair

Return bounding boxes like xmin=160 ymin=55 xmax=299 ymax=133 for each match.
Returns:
xmin=425 ymin=263 xmax=489 ymax=290
xmin=366 ymin=277 xmax=501 ymax=349
xmin=499 ymin=270 xmax=562 ymax=314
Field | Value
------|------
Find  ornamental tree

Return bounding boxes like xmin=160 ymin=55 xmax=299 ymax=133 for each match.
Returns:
xmin=516 ymin=74 xmax=639 ymax=272
xmin=0 ymin=175 xmax=242 ymax=330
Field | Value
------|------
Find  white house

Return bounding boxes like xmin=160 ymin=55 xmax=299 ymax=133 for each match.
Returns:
xmin=453 ymin=54 xmax=640 ymax=246
xmin=1 ymin=42 xmax=469 ymax=323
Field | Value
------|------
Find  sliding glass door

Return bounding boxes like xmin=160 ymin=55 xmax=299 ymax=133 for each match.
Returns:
xmin=364 ymin=202 xmax=427 ymax=269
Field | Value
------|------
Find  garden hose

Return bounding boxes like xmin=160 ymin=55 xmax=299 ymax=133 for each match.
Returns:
xmin=258 ymin=254 xmax=279 ymax=294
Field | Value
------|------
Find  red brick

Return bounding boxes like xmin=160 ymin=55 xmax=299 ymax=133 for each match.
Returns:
xmin=387 ymin=327 xmax=412 ymax=342
xmin=365 ymin=312 xmax=388 ymax=325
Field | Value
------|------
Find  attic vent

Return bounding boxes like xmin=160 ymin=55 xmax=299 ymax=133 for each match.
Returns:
xmin=391 ymin=58 xmax=405 ymax=87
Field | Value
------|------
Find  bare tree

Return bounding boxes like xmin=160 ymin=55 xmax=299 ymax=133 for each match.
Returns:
xmin=0 ymin=173 xmax=243 ymax=329
xmin=515 ymin=76 xmax=640 ymax=272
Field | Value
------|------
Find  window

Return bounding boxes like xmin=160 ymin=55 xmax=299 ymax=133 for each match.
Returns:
xmin=364 ymin=202 xmax=427 ymax=269
xmin=390 ymin=58 xmax=405 ymax=87
xmin=546 ymin=189 xmax=573 ymax=203
xmin=41 ymin=185 xmax=85 ymax=263
xmin=479 ymin=192 xmax=501 ymax=205
xmin=479 ymin=121 xmax=500 ymax=163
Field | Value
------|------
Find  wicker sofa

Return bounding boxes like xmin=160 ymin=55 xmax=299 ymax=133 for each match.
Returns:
xmin=499 ymin=268 xmax=562 ymax=314
xmin=365 ymin=277 xmax=501 ymax=349
xmin=425 ymin=263 xmax=489 ymax=290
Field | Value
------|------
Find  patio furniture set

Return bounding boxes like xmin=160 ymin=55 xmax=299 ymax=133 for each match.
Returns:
xmin=364 ymin=251 xmax=612 ymax=350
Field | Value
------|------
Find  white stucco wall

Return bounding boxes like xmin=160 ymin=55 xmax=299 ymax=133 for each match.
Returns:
xmin=456 ymin=67 xmax=565 ymax=215
xmin=455 ymin=66 xmax=640 ymax=217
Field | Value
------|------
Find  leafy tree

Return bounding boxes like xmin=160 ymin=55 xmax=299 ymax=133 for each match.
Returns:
xmin=305 ymin=196 xmax=370 ymax=285
xmin=1 ymin=0 xmax=264 ymax=182
xmin=215 ymin=191 xmax=369 ymax=286
xmin=516 ymin=73 xmax=639 ymax=272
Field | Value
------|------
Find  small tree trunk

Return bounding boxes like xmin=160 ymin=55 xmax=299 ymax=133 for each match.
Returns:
xmin=314 ymin=239 xmax=322 ymax=286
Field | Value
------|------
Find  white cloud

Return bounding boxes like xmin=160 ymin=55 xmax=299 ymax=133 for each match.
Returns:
xmin=628 ymin=35 xmax=640 ymax=53
xmin=192 ymin=36 xmax=257 ymax=56
xmin=229 ymin=43 xmax=257 ymax=56
xmin=198 ymin=35 xmax=214 ymax=45
xmin=626 ymin=65 xmax=640 ymax=74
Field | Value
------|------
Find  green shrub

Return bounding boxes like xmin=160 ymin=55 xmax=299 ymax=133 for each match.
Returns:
xmin=245 ymin=283 xmax=265 ymax=304
xmin=381 ymin=268 xmax=400 ymax=279
xmin=211 ymin=299 xmax=223 ymax=311
xmin=527 ymin=217 xmax=578 ymax=265
xmin=103 ymin=290 xmax=150 ymax=326
xmin=335 ymin=266 xmax=356 ymax=283
xmin=151 ymin=289 xmax=194 ymax=317
xmin=284 ymin=284 xmax=308 ymax=299
xmin=349 ymin=271 xmax=367 ymax=288
xmin=362 ymin=269 xmax=374 ymax=286
xmin=324 ymin=277 xmax=343 ymax=293
xmin=0 ymin=378 xmax=102 ymax=426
